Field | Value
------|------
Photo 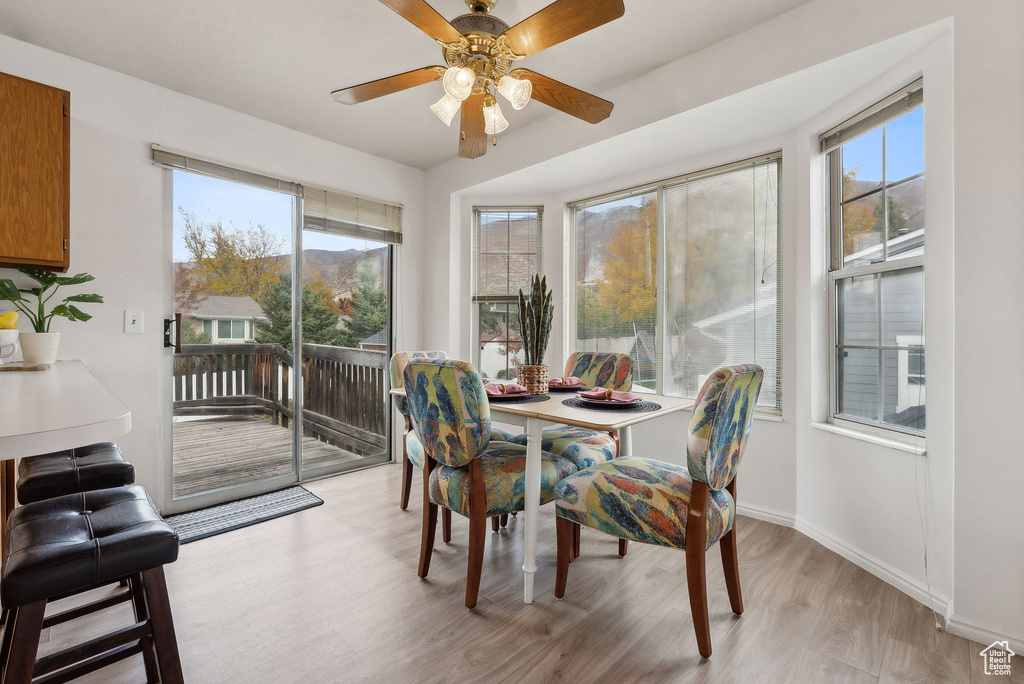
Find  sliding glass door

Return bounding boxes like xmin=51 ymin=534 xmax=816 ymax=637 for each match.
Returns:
xmin=298 ymin=227 xmax=391 ymax=478
xmin=170 ymin=170 xmax=298 ymax=505
xmin=168 ymin=164 xmax=396 ymax=511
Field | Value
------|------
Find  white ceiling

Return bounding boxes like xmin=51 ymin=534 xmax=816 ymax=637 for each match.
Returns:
xmin=0 ymin=0 xmax=812 ymax=169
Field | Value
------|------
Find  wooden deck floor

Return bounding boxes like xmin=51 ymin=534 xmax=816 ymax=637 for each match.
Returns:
xmin=172 ymin=417 xmax=373 ymax=497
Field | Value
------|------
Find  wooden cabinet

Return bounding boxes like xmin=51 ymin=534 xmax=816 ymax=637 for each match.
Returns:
xmin=0 ymin=71 xmax=70 ymax=272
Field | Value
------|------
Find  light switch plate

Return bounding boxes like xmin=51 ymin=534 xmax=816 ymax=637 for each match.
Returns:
xmin=124 ymin=310 xmax=144 ymax=334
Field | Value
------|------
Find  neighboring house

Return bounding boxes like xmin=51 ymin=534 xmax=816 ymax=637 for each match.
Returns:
xmin=190 ymin=295 xmax=266 ymax=344
xmin=358 ymin=329 xmax=387 ymax=351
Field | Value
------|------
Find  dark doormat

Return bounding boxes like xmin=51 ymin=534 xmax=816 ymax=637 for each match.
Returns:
xmin=164 ymin=486 xmax=324 ymax=544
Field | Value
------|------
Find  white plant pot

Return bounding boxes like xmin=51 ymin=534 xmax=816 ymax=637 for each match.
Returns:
xmin=20 ymin=332 xmax=60 ymax=366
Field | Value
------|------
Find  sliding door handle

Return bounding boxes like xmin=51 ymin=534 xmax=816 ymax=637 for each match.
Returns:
xmin=164 ymin=313 xmax=182 ymax=353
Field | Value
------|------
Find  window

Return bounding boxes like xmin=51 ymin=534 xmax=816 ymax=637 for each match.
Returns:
xmin=824 ymin=80 xmax=925 ymax=434
xmin=572 ymin=154 xmax=782 ymax=408
xmin=214 ymin=319 xmax=248 ymax=340
xmin=472 ymin=207 xmax=542 ymax=381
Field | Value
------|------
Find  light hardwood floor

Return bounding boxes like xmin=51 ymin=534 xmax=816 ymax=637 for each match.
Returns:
xmin=31 ymin=463 xmax=1010 ymax=683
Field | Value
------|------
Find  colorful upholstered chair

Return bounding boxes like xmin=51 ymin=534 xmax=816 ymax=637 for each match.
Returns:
xmin=385 ymin=352 xmax=512 ymax=511
xmin=404 ymin=358 xmax=577 ymax=609
xmin=507 ymin=351 xmax=633 ymax=554
xmin=553 ymin=364 xmax=764 ymax=658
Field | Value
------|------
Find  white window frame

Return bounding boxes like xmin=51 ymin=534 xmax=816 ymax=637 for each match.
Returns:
xmin=471 ymin=206 xmax=543 ymax=380
xmin=567 ymin=153 xmax=784 ymax=412
xmin=824 ymin=80 xmax=925 ymax=437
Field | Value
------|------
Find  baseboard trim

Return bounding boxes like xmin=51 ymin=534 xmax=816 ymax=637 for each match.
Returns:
xmin=735 ymin=502 xmax=797 ymax=528
xmin=946 ymin=614 xmax=1024 ymax=654
xmin=735 ymin=503 xmax=951 ymax=617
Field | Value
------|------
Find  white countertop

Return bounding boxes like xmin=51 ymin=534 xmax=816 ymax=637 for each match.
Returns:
xmin=0 ymin=360 xmax=131 ymax=459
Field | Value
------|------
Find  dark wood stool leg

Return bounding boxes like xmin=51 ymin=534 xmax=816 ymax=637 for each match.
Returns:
xmin=490 ymin=516 xmax=499 ymax=532
xmin=442 ymin=508 xmax=452 ymax=544
xmin=140 ymin=567 xmax=184 ymax=684
xmin=554 ymin=517 xmax=573 ymax=598
xmin=499 ymin=513 xmax=509 ymax=528
xmin=2 ymin=601 xmax=46 ymax=684
xmin=618 ymin=539 xmax=629 ymax=557
xmin=129 ymin=573 xmax=161 ymax=683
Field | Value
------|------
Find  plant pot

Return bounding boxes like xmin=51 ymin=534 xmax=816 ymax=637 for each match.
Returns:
xmin=520 ymin=364 xmax=549 ymax=395
xmin=20 ymin=332 xmax=60 ymax=367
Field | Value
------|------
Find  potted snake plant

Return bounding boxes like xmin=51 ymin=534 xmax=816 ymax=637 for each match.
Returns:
xmin=0 ymin=265 xmax=103 ymax=366
xmin=517 ymin=274 xmax=554 ymax=394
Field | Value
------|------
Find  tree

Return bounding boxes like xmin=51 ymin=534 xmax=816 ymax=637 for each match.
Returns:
xmin=342 ymin=259 xmax=387 ymax=345
xmin=595 ymin=197 xmax=657 ymax=327
xmin=180 ymin=315 xmax=212 ymax=344
xmin=173 ymin=263 xmax=207 ymax=314
xmin=840 ymin=168 xmax=908 ymax=255
xmin=255 ymin=273 xmax=350 ymax=348
xmin=180 ymin=208 xmax=285 ymax=304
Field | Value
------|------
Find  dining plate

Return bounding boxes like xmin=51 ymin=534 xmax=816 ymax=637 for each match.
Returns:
xmin=486 ymin=392 xmax=533 ymax=402
xmin=574 ymin=394 xmax=642 ymax=408
xmin=547 ymin=384 xmax=585 ymax=393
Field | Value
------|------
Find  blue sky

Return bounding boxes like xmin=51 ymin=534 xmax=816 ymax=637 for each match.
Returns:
xmin=172 ymin=171 xmax=380 ymax=263
xmin=841 ymin=106 xmax=923 ymax=184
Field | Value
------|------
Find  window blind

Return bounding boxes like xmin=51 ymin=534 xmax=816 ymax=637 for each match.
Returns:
xmin=151 ymin=145 xmax=301 ymax=195
xmin=303 ymin=186 xmax=403 ymax=245
xmin=820 ymin=78 xmax=923 ymax=152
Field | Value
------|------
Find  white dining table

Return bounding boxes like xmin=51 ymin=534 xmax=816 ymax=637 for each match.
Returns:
xmin=392 ymin=386 xmax=692 ymax=603
xmin=0 ymin=360 xmax=132 ymax=555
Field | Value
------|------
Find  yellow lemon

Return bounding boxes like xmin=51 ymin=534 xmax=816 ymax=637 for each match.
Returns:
xmin=0 ymin=311 xmax=18 ymax=329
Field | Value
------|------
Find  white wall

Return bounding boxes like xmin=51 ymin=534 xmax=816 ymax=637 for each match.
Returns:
xmin=420 ymin=0 xmax=1024 ymax=652
xmin=0 ymin=35 xmax=426 ymax=513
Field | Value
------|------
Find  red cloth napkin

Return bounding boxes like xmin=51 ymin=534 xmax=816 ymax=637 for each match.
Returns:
xmin=484 ymin=382 xmax=527 ymax=396
xmin=549 ymin=376 xmax=582 ymax=387
xmin=579 ymin=387 xmax=640 ymax=403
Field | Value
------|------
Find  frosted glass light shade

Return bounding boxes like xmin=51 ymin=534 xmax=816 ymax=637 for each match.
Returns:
xmin=442 ymin=66 xmax=475 ymax=101
xmin=482 ymin=97 xmax=509 ymax=135
xmin=430 ymin=93 xmax=461 ymax=126
xmin=497 ymin=75 xmax=532 ymax=110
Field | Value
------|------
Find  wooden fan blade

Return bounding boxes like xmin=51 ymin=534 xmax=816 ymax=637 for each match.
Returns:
xmin=459 ymin=92 xmax=487 ymax=159
xmin=378 ymin=0 xmax=464 ymax=44
xmin=511 ymin=69 xmax=613 ymax=124
xmin=332 ymin=66 xmax=445 ymax=105
xmin=502 ymin=0 xmax=624 ymax=57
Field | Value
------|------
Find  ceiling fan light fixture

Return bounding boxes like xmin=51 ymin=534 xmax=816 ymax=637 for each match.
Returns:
xmin=497 ymin=74 xmax=532 ymax=110
xmin=482 ymin=95 xmax=509 ymax=135
xmin=430 ymin=93 xmax=461 ymax=126
xmin=442 ymin=66 xmax=476 ymax=101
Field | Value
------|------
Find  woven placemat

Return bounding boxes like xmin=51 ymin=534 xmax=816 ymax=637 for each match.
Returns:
xmin=489 ymin=393 xmax=552 ymax=404
xmin=561 ymin=398 xmax=662 ymax=413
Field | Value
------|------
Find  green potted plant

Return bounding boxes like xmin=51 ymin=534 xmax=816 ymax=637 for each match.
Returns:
xmin=0 ymin=265 xmax=103 ymax=366
xmin=517 ymin=274 xmax=554 ymax=394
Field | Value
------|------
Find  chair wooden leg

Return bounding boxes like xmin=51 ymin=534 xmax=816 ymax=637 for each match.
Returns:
xmin=442 ymin=508 xmax=452 ymax=544
xmin=491 ymin=516 xmax=499 ymax=532
xmin=465 ymin=460 xmax=487 ymax=609
xmin=418 ymin=461 xmax=438 ymax=578
xmin=129 ymin=573 xmax=161 ymax=683
xmin=554 ymin=517 xmax=573 ymax=598
xmin=2 ymin=601 xmax=46 ymax=684
xmin=685 ymin=481 xmax=713 ymax=659
xmin=572 ymin=522 xmax=581 ymax=559
xmin=0 ymin=609 xmax=14 ymax=675
xmin=140 ymin=567 xmax=184 ymax=684
xmin=618 ymin=539 xmax=629 ymax=557
xmin=399 ymin=416 xmax=414 ymax=510
xmin=500 ymin=513 xmax=509 ymax=528
xmin=720 ymin=478 xmax=743 ymax=615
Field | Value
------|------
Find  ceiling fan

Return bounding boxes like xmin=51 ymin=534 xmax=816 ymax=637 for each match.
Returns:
xmin=332 ymin=0 xmax=625 ymax=159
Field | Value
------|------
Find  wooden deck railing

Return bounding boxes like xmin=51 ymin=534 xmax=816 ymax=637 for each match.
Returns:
xmin=172 ymin=343 xmax=388 ymax=457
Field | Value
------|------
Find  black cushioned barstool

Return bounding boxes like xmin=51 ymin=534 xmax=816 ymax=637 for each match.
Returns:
xmin=0 ymin=486 xmax=183 ymax=684
xmin=16 ymin=442 xmax=135 ymax=505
